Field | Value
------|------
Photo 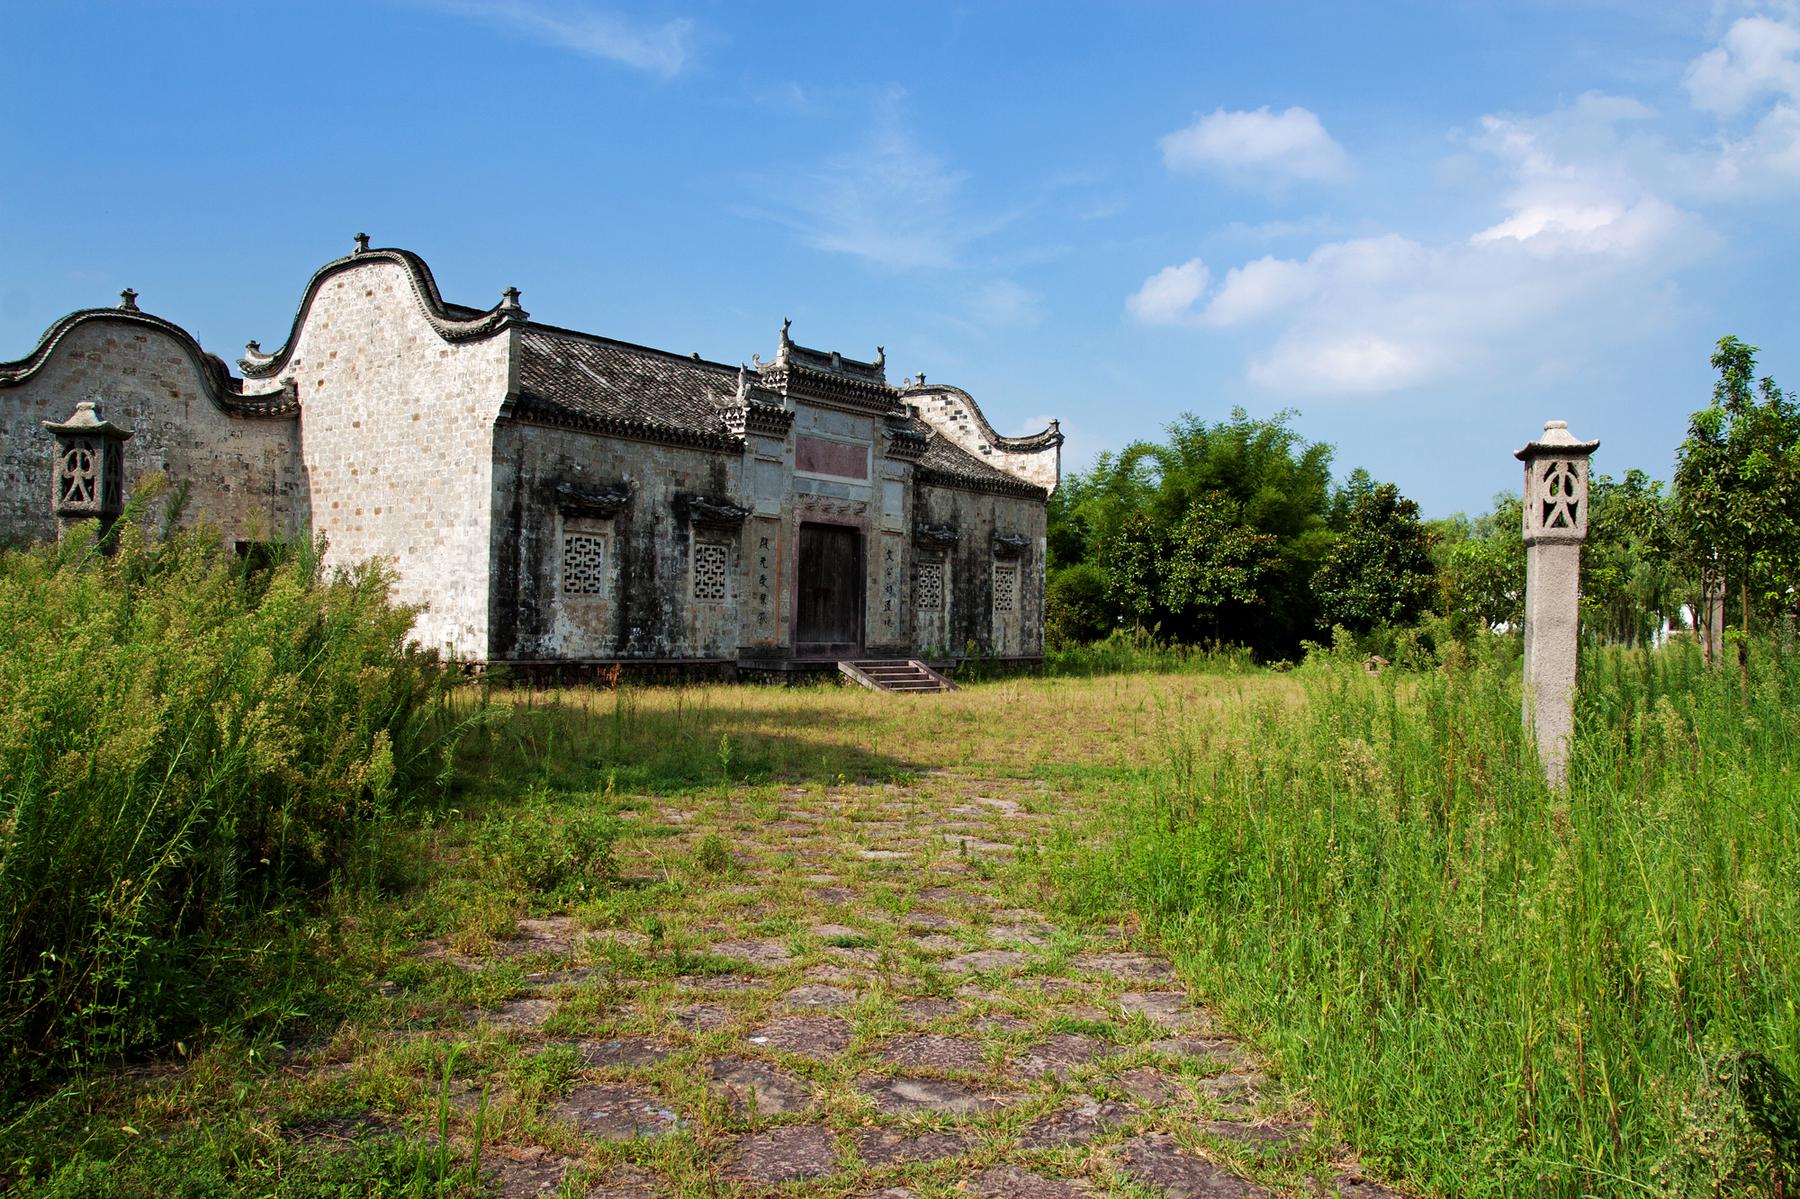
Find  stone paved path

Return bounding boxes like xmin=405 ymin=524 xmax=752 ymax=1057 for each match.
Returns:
xmin=395 ymin=771 xmax=1407 ymax=1198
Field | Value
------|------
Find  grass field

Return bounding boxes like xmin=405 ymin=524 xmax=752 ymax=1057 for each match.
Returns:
xmin=3 ymin=646 xmax=1795 ymax=1197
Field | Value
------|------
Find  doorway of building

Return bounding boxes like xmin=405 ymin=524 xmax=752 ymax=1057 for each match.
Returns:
xmin=796 ymin=522 xmax=863 ymax=657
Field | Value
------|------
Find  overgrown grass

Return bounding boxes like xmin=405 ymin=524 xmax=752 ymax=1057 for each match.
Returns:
xmin=1042 ymin=627 xmax=1261 ymax=678
xmin=1040 ymin=638 xmax=1800 ymax=1196
xmin=0 ymin=506 xmax=457 ymax=1089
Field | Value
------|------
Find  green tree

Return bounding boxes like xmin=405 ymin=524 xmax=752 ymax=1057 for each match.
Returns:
xmin=1429 ymin=494 xmax=1525 ymax=636
xmin=1312 ymin=481 xmax=1436 ymax=633
xmin=1049 ymin=409 xmax=1334 ymax=655
xmin=1581 ymin=469 xmax=1683 ymax=646
xmin=1673 ymin=335 xmax=1800 ymax=636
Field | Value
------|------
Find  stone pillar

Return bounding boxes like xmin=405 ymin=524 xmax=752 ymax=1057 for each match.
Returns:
xmin=1515 ymin=420 xmax=1599 ymax=787
xmin=42 ymin=401 xmax=134 ymax=544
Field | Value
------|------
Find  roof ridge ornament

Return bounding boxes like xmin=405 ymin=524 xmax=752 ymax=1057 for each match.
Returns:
xmin=353 ymin=232 xmax=371 ymax=255
xmin=498 ymin=286 xmax=529 ymax=322
xmin=118 ymin=288 xmax=138 ymax=311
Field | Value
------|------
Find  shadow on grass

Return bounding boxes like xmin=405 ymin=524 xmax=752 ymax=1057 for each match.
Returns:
xmin=454 ymin=687 xmax=927 ymax=799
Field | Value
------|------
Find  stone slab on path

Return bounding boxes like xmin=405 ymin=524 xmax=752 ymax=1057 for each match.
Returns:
xmin=706 ymin=1056 xmax=813 ymax=1116
xmin=859 ymin=1075 xmax=1010 ymax=1116
xmin=878 ymin=1032 xmax=988 ymax=1072
xmin=1116 ymin=1134 xmax=1273 ymax=1197
xmin=573 ymin=1036 xmax=670 ymax=1069
xmin=1019 ymin=1097 xmax=1139 ymax=1148
xmin=852 ymin=1126 xmax=973 ymax=1165
xmin=968 ymin=1165 xmax=1089 ymax=1198
xmin=724 ymin=1125 xmax=839 ymax=1184
xmin=1015 ymin=1033 xmax=1113 ymax=1080
xmin=549 ymin=1084 xmax=681 ymax=1141
xmin=941 ymin=949 xmax=1031 ymax=974
xmin=746 ymin=1014 xmax=852 ymax=1060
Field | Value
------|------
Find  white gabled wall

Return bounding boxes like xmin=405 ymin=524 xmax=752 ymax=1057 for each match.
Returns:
xmin=903 ymin=384 xmax=1061 ymax=494
xmin=240 ymin=260 xmax=512 ymax=660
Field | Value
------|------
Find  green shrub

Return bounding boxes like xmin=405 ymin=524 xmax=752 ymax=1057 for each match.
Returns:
xmin=472 ymin=791 xmax=618 ymax=900
xmin=1042 ymin=626 xmax=1255 ymax=678
xmin=1045 ymin=561 xmax=1113 ymax=647
xmin=0 ymin=503 xmax=455 ymax=1086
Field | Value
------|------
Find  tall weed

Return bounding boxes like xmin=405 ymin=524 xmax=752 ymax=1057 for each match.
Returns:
xmin=0 ymin=506 xmax=455 ymax=1086
xmin=1049 ymin=638 xmax=1800 ymax=1196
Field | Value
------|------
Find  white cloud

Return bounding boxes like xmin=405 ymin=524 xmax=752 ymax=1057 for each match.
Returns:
xmin=748 ymin=96 xmax=1009 ymax=272
xmin=1125 ymin=259 xmax=1210 ymax=325
xmin=1127 ymin=95 xmax=1710 ymax=396
xmin=417 ymin=0 xmax=694 ymax=76
xmin=1659 ymin=14 xmax=1800 ymax=197
xmin=1249 ymin=333 xmax=1434 ymax=395
xmin=1201 ymin=256 xmax=1318 ymax=325
xmin=1159 ymin=106 xmax=1351 ymax=185
xmin=1685 ymin=15 xmax=1800 ymax=114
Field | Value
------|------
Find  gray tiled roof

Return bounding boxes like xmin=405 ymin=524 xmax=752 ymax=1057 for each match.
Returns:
xmin=511 ymin=322 xmax=1045 ymax=498
xmin=918 ymin=431 xmax=1048 ymax=499
xmin=512 ymin=323 xmax=741 ymax=445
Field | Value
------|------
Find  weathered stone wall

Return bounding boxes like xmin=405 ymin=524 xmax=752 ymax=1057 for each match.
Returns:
xmin=913 ymin=482 xmax=1047 ymax=659
xmin=492 ymin=422 xmax=745 ymax=660
xmin=240 ymin=260 xmax=511 ymax=659
xmin=905 ymin=383 xmax=1060 ymax=493
xmin=0 ymin=317 xmax=301 ymax=545
xmin=488 ymin=398 xmax=1046 ymax=663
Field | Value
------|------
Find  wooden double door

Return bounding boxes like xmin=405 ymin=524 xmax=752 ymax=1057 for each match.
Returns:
xmin=795 ymin=522 xmax=863 ymax=658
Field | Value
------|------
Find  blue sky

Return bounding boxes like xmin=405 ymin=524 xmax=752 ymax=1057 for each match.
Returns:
xmin=4 ymin=1 xmax=1798 ymax=516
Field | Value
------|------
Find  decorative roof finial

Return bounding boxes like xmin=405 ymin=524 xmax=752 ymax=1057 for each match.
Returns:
xmin=874 ymin=345 xmax=885 ymax=370
xmin=737 ymin=363 xmax=749 ymax=398
xmin=779 ymin=317 xmax=792 ymax=348
xmin=245 ymin=339 xmax=262 ymax=355
xmin=916 ymin=371 xmax=926 ymax=386
xmin=498 ymin=287 xmax=529 ymax=320
xmin=118 ymin=288 xmax=138 ymax=311
xmin=353 ymin=232 xmax=371 ymax=254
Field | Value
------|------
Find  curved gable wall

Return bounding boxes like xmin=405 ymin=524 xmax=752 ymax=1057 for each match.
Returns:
xmin=0 ymin=316 xmax=301 ymax=544
xmin=240 ymin=258 xmax=513 ymax=658
xmin=904 ymin=384 xmax=1061 ymax=495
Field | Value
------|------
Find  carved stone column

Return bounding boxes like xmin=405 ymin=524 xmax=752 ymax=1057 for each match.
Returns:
xmin=42 ymin=401 xmax=133 ymax=544
xmin=1515 ymin=420 xmax=1598 ymax=787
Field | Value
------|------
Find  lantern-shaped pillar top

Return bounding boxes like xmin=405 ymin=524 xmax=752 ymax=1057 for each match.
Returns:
xmin=42 ymin=400 xmax=134 ymax=530
xmin=1514 ymin=420 xmax=1599 ymax=546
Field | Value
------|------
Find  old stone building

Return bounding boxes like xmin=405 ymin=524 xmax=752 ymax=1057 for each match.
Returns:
xmin=0 ymin=238 xmax=1061 ymax=671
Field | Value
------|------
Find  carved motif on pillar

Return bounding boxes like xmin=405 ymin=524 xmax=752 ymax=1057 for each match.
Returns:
xmin=42 ymin=401 xmax=134 ymax=543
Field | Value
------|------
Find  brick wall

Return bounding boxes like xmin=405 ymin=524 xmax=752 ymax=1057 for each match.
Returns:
xmin=238 ymin=260 xmax=511 ymax=659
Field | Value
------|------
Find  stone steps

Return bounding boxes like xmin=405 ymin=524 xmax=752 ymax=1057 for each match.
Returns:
xmin=838 ymin=658 xmax=958 ymax=694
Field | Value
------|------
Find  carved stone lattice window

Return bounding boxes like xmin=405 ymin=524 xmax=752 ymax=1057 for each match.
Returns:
xmin=915 ymin=561 xmax=944 ymax=612
xmin=57 ymin=440 xmax=100 ymax=507
xmin=694 ymin=542 xmax=729 ymax=601
xmin=562 ymin=533 xmax=607 ymax=595
xmin=1539 ymin=459 xmax=1582 ymax=531
xmin=993 ymin=563 xmax=1017 ymax=615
